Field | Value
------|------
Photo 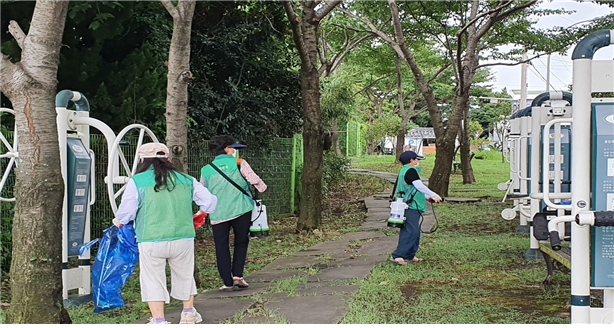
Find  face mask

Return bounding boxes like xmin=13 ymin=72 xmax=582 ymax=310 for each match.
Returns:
xmin=231 ymin=150 xmax=237 ymax=158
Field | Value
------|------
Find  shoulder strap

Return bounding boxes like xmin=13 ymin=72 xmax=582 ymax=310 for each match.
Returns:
xmin=390 ymin=176 xmax=398 ymax=200
xmin=210 ymin=163 xmax=254 ymax=200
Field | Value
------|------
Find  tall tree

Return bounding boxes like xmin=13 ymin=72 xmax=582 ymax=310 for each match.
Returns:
xmin=283 ymin=0 xmax=341 ymax=231
xmin=0 ymin=0 xmax=71 ymax=323
xmin=341 ymin=0 xmax=575 ymax=195
xmin=161 ymin=0 xmax=196 ymax=172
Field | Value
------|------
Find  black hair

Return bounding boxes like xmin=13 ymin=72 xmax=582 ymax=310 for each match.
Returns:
xmin=209 ymin=135 xmax=237 ymax=156
xmin=136 ymin=154 xmax=186 ymax=192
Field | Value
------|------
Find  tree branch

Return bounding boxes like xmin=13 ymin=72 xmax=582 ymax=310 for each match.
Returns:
xmin=0 ymin=54 xmax=24 ymax=96
xmin=315 ymin=0 xmax=342 ymax=20
xmin=327 ymin=33 xmax=373 ymax=76
xmin=353 ymin=74 xmax=394 ymax=96
xmin=427 ymin=62 xmax=452 ymax=84
xmin=329 ymin=23 xmax=371 ymax=35
xmin=160 ymin=0 xmax=178 ymax=19
xmin=284 ymin=1 xmax=307 ymax=62
xmin=8 ymin=20 xmax=26 ymax=49
xmin=456 ymin=1 xmax=512 ymax=36
xmin=494 ymin=0 xmax=537 ymax=23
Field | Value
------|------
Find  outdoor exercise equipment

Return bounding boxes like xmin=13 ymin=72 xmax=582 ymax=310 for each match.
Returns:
xmin=499 ymin=29 xmax=614 ymax=324
xmin=0 ymin=90 xmax=158 ymax=305
xmin=499 ymin=105 xmax=532 ymax=235
xmin=565 ymin=29 xmax=614 ymax=324
xmin=0 ymin=107 xmax=17 ymax=202
xmin=526 ymin=91 xmax=574 ymax=260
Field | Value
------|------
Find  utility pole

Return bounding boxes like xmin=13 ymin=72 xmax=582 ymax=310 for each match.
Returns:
xmin=546 ymin=54 xmax=551 ymax=93
xmin=520 ymin=53 xmax=528 ymax=109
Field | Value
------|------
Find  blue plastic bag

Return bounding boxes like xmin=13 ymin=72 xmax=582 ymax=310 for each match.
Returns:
xmin=80 ymin=221 xmax=138 ymax=313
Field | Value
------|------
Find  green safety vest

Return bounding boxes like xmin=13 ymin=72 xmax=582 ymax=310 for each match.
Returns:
xmin=395 ymin=165 xmax=426 ymax=212
xmin=131 ymin=167 xmax=195 ymax=242
xmin=200 ymin=155 xmax=254 ymax=223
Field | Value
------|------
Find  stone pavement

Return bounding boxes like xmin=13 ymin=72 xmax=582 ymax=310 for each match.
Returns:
xmin=131 ymin=169 xmax=437 ymax=324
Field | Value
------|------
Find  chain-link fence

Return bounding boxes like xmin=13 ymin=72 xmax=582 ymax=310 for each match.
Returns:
xmin=0 ymin=132 xmax=303 ymax=271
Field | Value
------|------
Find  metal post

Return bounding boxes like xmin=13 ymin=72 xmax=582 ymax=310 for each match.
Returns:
xmin=570 ymin=29 xmax=613 ymax=324
xmin=290 ymin=134 xmax=298 ymax=214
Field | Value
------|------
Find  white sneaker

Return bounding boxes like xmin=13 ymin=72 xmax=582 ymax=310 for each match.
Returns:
xmin=180 ymin=309 xmax=203 ymax=324
xmin=147 ymin=317 xmax=171 ymax=324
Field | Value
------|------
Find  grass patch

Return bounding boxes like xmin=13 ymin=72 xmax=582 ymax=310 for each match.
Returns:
xmin=268 ymin=275 xmax=309 ymax=296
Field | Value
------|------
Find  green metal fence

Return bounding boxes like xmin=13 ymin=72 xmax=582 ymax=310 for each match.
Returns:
xmin=0 ymin=132 xmax=303 ymax=271
xmin=338 ymin=120 xmax=363 ymax=157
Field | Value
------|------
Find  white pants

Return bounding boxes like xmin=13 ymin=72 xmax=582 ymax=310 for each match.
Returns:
xmin=138 ymin=238 xmax=197 ymax=303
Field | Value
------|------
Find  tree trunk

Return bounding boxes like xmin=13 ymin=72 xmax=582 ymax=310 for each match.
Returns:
xmin=459 ymin=110 xmax=476 ymax=184
xmin=284 ymin=0 xmax=341 ymax=231
xmin=0 ymin=0 xmax=71 ymax=323
xmin=162 ymin=0 xmax=195 ymax=173
xmin=297 ymin=22 xmax=323 ymax=231
xmin=394 ymin=54 xmax=404 ymax=161
xmin=426 ymin=94 xmax=468 ymax=196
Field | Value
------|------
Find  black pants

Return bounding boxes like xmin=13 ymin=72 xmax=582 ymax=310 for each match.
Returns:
xmin=211 ymin=211 xmax=251 ymax=287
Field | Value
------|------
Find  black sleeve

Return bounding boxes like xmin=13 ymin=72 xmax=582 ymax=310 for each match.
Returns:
xmin=404 ymin=168 xmax=420 ymax=185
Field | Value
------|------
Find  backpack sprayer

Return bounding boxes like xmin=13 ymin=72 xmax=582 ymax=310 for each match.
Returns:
xmin=386 ymin=184 xmax=442 ymax=233
xmin=387 ymin=196 xmax=408 ymax=228
xmin=250 ymin=198 xmax=269 ymax=238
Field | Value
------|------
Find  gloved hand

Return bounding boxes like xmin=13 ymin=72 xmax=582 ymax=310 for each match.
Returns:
xmin=428 ymin=194 xmax=443 ymax=203
xmin=112 ymin=218 xmax=124 ymax=228
xmin=193 ymin=211 xmax=208 ymax=230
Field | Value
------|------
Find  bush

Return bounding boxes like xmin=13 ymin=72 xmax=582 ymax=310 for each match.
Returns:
xmin=322 ymin=151 xmax=351 ymax=198
xmin=1 ymin=202 xmax=13 ymax=273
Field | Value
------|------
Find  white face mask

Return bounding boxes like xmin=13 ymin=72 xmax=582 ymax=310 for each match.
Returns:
xmin=230 ymin=149 xmax=237 ymax=157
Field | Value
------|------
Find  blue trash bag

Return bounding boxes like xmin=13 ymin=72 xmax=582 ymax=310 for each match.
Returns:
xmin=79 ymin=221 xmax=139 ymax=313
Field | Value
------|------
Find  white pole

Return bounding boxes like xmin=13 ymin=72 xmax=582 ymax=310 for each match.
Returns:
xmin=546 ymin=54 xmax=551 ymax=93
xmin=570 ymin=56 xmax=592 ymax=325
xmin=520 ymin=53 xmax=528 ymax=109
xmin=570 ymin=29 xmax=614 ymax=324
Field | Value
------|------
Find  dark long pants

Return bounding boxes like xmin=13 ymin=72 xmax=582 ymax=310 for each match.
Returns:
xmin=391 ymin=208 xmax=421 ymax=260
xmin=211 ymin=211 xmax=251 ymax=287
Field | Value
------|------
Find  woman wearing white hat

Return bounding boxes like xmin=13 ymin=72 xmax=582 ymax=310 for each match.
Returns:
xmin=113 ymin=142 xmax=217 ymax=324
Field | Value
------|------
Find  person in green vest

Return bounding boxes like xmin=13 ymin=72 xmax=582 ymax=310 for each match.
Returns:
xmin=200 ymin=135 xmax=267 ymax=291
xmin=112 ymin=143 xmax=218 ymax=324
xmin=390 ymin=151 xmax=442 ymax=265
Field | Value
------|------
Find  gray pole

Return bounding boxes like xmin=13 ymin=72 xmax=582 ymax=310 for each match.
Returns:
xmin=520 ymin=53 xmax=528 ymax=109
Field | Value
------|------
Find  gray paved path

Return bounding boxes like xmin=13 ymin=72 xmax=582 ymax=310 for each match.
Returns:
xmin=131 ymin=169 xmax=436 ymax=324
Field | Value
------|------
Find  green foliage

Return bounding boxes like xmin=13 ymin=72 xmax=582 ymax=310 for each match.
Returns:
xmin=321 ymin=75 xmax=355 ymax=126
xmin=363 ymin=115 xmax=401 ymax=152
xmin=187 ymin=2 xmax=302 ymax=143
xmin=1 ymin=202 xmax=13 ymax=274
xmin=1 ymin=1 xmax=301 ymax=143
xmin=321 ymin=151 xmax=351 ymax=198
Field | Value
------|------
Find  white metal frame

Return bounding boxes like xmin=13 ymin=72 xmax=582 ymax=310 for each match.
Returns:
xmin=569 ymin=29 xmax=614 ymax=324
